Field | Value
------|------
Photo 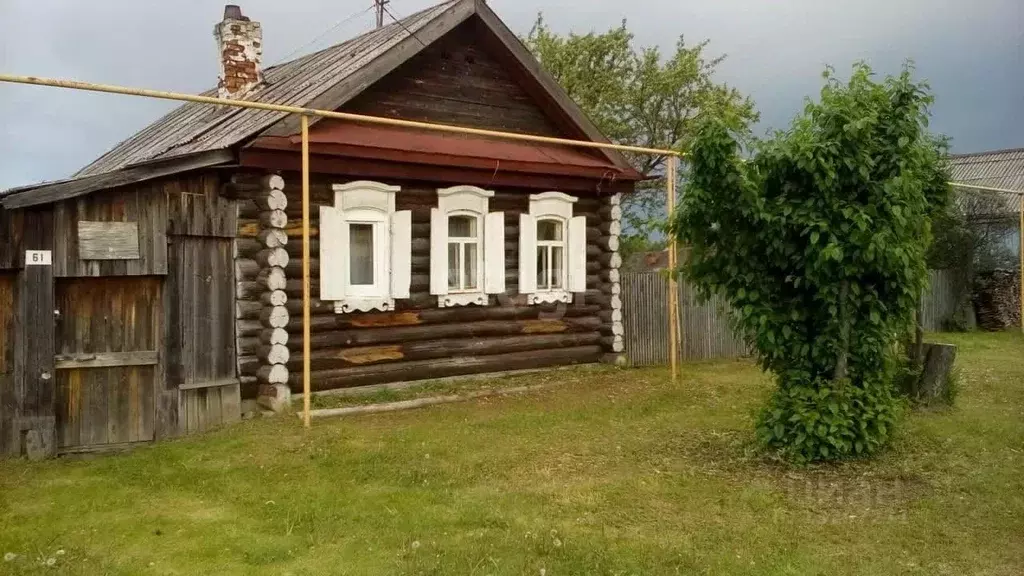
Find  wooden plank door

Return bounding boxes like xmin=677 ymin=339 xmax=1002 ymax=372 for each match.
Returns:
xmin=167 ymin=237 xmax=239 ymax=434
xmin=54 ymin=277 xmax=161 ymax=451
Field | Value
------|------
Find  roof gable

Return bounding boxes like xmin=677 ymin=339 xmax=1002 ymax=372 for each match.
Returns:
xmin=340 ymin=20 xmax=567 ymax=139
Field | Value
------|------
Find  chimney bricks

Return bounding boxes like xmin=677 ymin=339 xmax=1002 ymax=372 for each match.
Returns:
xmin=214 ymin=5 xmax=262 ymax=99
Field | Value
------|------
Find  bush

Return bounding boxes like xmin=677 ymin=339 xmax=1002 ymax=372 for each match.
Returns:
xmin=672 ymin=63 xmax=951 ymax=463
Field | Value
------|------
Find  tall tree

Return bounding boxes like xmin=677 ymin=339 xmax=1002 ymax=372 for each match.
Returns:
xmin=524 ymin=17 xmax=758 ymax=254
xmin=671 ymin=64 xmax=951 ymax=463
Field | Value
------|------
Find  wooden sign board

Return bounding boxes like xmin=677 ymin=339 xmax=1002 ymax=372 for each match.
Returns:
xmin=78 ymin=221 xmax=140 ymax=260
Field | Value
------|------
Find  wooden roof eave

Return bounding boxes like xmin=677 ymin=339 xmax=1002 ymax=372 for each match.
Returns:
xmin=0 ymin=149 xmax=235 ymax=210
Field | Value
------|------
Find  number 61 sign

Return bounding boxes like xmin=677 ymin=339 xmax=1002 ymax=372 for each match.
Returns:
xmin=25 ymin=250 xmax=52 ymax=266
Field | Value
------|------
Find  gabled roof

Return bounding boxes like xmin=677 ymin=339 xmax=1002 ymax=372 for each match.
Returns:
xmin=2 ymin=0 xmax=634 ymax=209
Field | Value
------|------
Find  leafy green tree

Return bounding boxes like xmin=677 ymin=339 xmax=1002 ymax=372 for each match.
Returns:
xmin=524 ymin=17 xmax=758 ymax=254
xmin=670 ymin=64 xmax=952 ymax=463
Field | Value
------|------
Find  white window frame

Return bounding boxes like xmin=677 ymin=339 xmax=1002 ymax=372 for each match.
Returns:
xmin=521 ymin=192 xmax=586 ymax=305
xmin=446 ymin=211 xmax=484 ymax=293
xmin=321 ymin=181 xmax=409 ymax=314
xmin=431 ymin=186 xmax=504 ymax=308
xmin=535 ymin=218 xmax=567 ymax=292
xmin=343 ymin=209 xmax=387 ymax=299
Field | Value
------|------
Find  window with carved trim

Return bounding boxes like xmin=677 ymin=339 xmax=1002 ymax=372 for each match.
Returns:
xmin=519 ymin=192 xmax=587 ymax=305
xmin=430 ymin=186 xmax=506 ymax=308
xmin=320 ymin=181 xmax=411 ymax=314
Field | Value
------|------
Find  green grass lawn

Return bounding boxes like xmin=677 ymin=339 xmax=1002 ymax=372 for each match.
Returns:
xmin=1 ymin=332 xmax=1022 ymax=575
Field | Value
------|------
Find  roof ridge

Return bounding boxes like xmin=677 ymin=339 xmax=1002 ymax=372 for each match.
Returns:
xmin=949 ymin=146 xmax=1024 ymax=158
xmin=263 ymin=1 xmax=448 ymax=74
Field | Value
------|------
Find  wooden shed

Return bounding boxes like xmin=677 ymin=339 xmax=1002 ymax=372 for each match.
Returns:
xmin=0 ymin=0 xmax=643 ymax=458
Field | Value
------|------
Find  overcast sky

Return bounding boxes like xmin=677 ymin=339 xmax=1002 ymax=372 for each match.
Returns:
xmin=0 ymin=0 xmax=1021 ymax=189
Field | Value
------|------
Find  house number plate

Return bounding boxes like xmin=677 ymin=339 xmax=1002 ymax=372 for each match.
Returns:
xmin=25 ymin=250 xmax=52 ymax=266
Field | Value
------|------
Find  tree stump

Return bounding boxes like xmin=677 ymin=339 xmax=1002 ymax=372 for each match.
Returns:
xmin=907 ymin=343 xmax=957 ymax=404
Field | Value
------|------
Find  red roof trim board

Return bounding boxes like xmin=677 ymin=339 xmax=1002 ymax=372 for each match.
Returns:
xmin=246 ymin=120 xmax=644 ymax=182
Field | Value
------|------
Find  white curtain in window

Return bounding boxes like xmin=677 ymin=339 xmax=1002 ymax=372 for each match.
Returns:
xmin=430 ymin=186 xmax=504 ymax=306
xmin=520 ymin=192 xmax=587 ymax=304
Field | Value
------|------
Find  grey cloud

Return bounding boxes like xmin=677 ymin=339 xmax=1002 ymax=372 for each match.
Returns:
xmin=1 ymin=0 xmax=1021 ymax=190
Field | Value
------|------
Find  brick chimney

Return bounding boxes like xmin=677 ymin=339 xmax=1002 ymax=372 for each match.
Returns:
xmin=214 ymin=5 xmax=263 ymax=99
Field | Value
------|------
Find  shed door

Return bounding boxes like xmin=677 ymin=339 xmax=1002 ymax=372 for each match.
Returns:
xmin=54 ymin=277 xmax=161 ymax=451
xmin=167 ymin=236 xmax=239 ymax=434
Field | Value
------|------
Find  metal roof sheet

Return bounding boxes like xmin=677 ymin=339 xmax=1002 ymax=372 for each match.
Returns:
xmin=950 ymin=148 xmax=1024 ymax=194
xmin=949 ymin=148 xmax=1024 ymax=218
xmin=75 ymin=0 xmax=460 ymax=178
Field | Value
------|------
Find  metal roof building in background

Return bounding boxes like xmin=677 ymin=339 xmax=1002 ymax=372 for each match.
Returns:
xmin=950 ymin=147 xmax=1024 ymax=220
xmin=950 ymin=148 xmax=1024 ymax=195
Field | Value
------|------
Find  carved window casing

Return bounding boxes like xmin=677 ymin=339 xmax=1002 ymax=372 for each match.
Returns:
xmin=519 ymin=192 xmax=587 ymax=305
xmin=430 ymin=186 xmax=506 ymax=307
xmin=320 ymin=181 xmax=411 ymax=313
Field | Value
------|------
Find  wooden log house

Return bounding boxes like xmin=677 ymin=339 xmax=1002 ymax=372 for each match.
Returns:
xmin=0 ymin=0 xmax=644 ymax=458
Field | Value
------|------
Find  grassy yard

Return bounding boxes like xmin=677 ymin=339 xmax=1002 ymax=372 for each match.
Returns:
xmin=1 ymin=332 xmax=1022 ymax=575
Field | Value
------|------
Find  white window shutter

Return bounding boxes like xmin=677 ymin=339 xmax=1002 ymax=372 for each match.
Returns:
xmin=320 ymin=205 xmax=346 ymax=300
xmin=430 ymin=207 xmax=448 ymax=295
xmin=519 ymin=213 xmax=537 ymax=295
xmin=568 ymin=215 xmax=587 ymax=293
xmin=390 ymin=210 xmax=412 ymax=299
xmin=484 ymin=211 xmax=506 ymax=294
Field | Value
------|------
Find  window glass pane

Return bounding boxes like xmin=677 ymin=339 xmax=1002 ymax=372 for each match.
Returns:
xmin=464 ymin=242 xmax=478 ymax=290
xmin=349 ymin=224 xmax=375 ymax=286
xmin=552 ymin=246 xmax=564 ymax=289
xmin=448 ymin=243 xmax=460 ymax=290
xmin=448 ymin=215 xmax=477 ymax=238
xmin=537 ymin=219 xmax=562 ymax=241
xmin=537 ymin=246 xmax=549 ymax=289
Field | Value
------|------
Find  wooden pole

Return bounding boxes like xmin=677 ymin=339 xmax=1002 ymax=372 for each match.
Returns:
xmin=301 ymin=115 xmax=312 ymax=429
xmin=666 ymin=156 xmax=679 ymax=382
xmin=1020 ymin=194 xmax=1023 ymax=333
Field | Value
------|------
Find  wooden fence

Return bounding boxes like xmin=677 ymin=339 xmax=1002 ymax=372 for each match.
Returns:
xmin=622 ymin=273 xmax=746 ymax=366
xmin=920 ymin=269 xmax=966 ymax=331
xmin=622 ymin=270 xmax=964 ymax=367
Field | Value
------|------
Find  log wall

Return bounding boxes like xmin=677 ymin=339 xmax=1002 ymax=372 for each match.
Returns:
xmin=228 ymin=174 xmax=290 ymax=400
xmin=240 ymin=173 xmax=621 ymax=394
